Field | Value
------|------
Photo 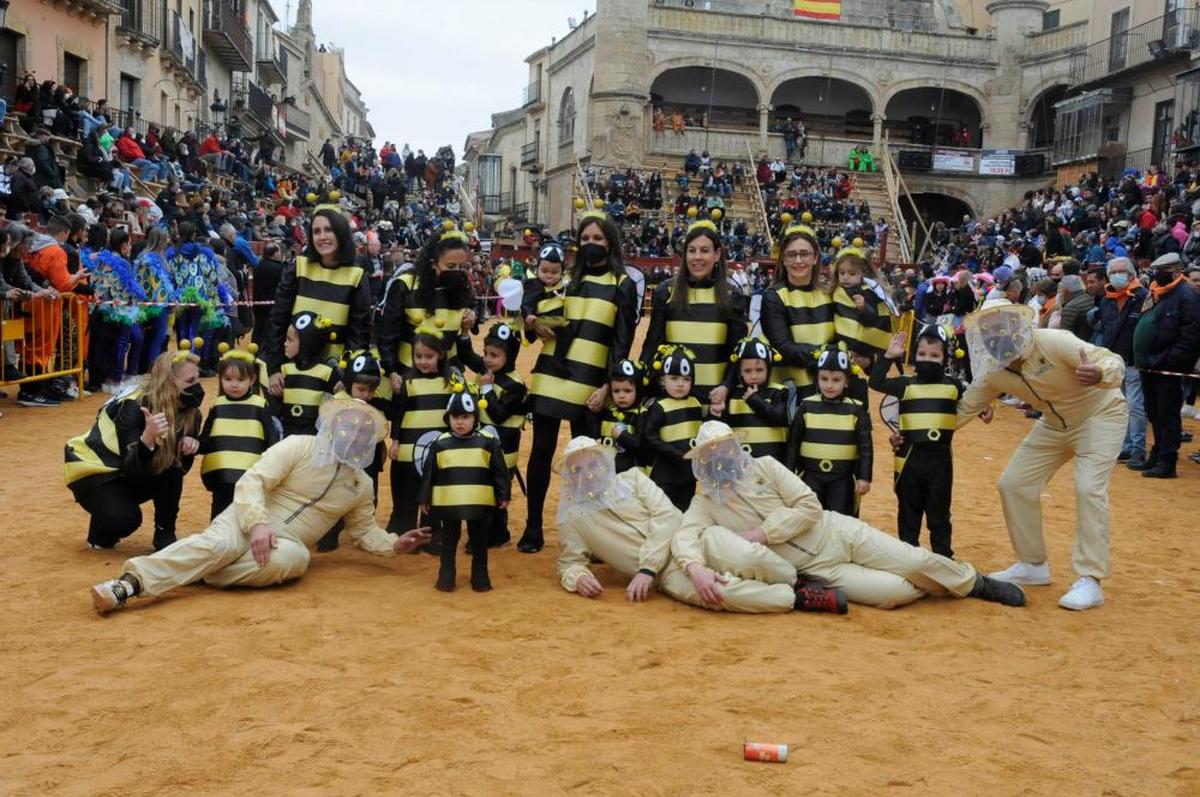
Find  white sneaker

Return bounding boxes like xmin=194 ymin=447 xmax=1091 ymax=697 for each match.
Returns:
xmin=1183 ymin=406 xmax=1197 ymax=419
xmin=988 ymin=561 xmax=1052 ymax=586
xmin=1058 ymin=576 xmax=1104 ymax=611
xmin=91 ymin=578 xmax=137 ymax=615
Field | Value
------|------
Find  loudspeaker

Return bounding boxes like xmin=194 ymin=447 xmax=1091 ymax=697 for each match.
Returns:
xmin=1015 ymin=154 xmax=1045 ymax=175
xmin=897 ymin=150 xmax=932 ymax=170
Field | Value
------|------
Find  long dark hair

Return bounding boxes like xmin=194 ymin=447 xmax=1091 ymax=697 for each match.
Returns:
xmin=414 ymin=232 xmax=473 ymax=310
xmin=571 ymin=214 xmax=625 ymax=282
xmin=302 ymin=208 xmax=355 ymax=264
xmin=672 ymin=224 xmax=735 ymax=317
xmin=774 ymin=226 xmax=821 ymax=290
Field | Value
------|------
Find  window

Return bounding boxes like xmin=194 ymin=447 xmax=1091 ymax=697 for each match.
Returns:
xmin=1042 ymin=9 xmax=1060 ymax=31
xmin=1109 ymin=9 xmax=1130 ymax=73
xmin=63 ymin=52 xmax=85 ymax=93
xmin=558 ymin=88 xmax=576 ymax=148
xmin=1152 ymin=99 xmax=1175 ymax=167
xmin=120 ymin=74 xmax=140 ymax=116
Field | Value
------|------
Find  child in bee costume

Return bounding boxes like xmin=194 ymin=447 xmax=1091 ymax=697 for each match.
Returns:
xmin=419 ymin=385 xmax=510 ymax=592
xmin=280 ymin=311 xmax=340 ymax=436
xmin=199 ymin=343 xmax=281 ymax=519
xmin=641 ymin=345 xmax=704 ymax=511
xmin=869 ymin=325 xmax=964 ymax=558
xmin=457 ymin=321 xmax=527 ymax=547
xmin=587 ymin=358 xmax=650 ymax=474
xmin=721 ymin=337 xmax=790 ymax=463
xmin=787 ymin=343 xmax=873 ymax=516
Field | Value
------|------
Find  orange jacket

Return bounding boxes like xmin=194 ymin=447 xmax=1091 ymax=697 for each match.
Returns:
xmin=27 ymin=240 xmax=73 ymax=292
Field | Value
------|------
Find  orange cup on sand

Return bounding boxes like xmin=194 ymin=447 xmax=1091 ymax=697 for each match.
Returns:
xmin=744 ymin=742 xmax=788 ymax=763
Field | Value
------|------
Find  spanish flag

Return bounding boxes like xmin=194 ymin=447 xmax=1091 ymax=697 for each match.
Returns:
xmin=794 ymin=0 xmax=841 ymax=20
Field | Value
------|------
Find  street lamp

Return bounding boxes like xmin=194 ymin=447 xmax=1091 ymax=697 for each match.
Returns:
xmin=0 ymin=0 xmax=10 ymax=31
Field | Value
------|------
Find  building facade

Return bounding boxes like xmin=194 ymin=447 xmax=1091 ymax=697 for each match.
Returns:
xmin=472 ymin=0 xmax=1099 ymax=234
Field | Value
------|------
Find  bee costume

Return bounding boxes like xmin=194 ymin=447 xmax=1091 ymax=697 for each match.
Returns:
xmin=759 ymin=224 xmax=836 ymax=394
xmin=280 ymin=311 xmax=340 ymax=436
xmin=640 ymin=346 xmax=704 ymax=511
xmin=587 ymin=358 xmax=649 ymax=474
xmin=722 ymin=337 xmax=790 ymax=463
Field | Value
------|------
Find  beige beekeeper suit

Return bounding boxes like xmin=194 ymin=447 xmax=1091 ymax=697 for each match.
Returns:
xmin=124 ymin=435 xmax=400 ymax=596
xmin=672 ymin=456 xmax=979 ymax=608
xmin=557 ymin=468 xmax=798 ymax=613
xmin=957 ymin=329 xmax=1127 ymax=580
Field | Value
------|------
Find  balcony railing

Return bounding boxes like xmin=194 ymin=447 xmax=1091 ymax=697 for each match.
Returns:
xmin=1070 ymin=9 xmax=1200 ymax=87
xmin=522 ymin=81 xmax=543 ymax=107
xmin=257 ymin=46 xmax=287 ymax=87
xmin=109 ymin=106 xmax=151 ymax=138
xmin=512 ymin=202 xmax=530 ymax=222
xmin=203 ymin=0 xmax=254 ymax=72
xmin=520 ymin=141 xmax=539 ymax=168
xmin=283 ymin=103 xmax=310 ymax=140
xmin=116 ymin=0 xmax=161 ymax=47
xmin=1022 ymin=20 xmax=1086 ymax=60
xmin=166 ymin=12 xmax=206 ymax=90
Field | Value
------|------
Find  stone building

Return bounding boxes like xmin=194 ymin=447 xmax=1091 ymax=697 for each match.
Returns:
xmin=471 ymin=0 xmax=1099 ymax=234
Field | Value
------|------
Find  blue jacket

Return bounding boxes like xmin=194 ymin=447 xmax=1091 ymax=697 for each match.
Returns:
xmin=1098 ymin=283 xmax=1147 ymax=364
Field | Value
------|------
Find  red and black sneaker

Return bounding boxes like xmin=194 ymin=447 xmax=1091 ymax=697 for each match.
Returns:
xmin=794 ymin=580 xmax=849 ymax=614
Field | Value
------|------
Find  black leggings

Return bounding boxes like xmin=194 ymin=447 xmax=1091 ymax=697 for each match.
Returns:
xmin=72 ymin=469 xmax=184 ymax=549
xmin=387 ymin=461 xmax=423 ymax=534
xmin=208 ymin=482 xmax=236 ymax=520
xmin=525 ymin=411 xmax=589 ymax=533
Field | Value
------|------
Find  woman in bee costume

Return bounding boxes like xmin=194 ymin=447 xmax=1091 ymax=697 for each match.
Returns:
xmin=521 ymin=211 xmax=638 ymax=553
xmin=638 ymin=219 xmax=746 ymax=407
xmin=759 ymin=223 xmax=837 ymax=395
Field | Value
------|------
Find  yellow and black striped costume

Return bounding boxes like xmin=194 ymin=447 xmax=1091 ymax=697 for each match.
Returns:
xmin=64 ymin=389 xmax=200 ymax=490
xmin=198 ymin=394 xmax=280 ymax=488
xmin=832 ymin=285 xmax=896 ymax=357
xmin=479 ymin=371 xmax=526 ymax=470
xmin=280 ymin=359 xmax=337 ymax=435
xmin=787 ymin=395 xmax=872 ymax=516
xmin=639 ymin=279 xmax=745 ymax=400
xmin=379 ymin=272 xmax=470 ymax=374
xmin=391 ymin=373 xmax=454 ymax=464
xmin=641 ymin=395 xmax=703 ymax=485
xmin=520 ymin=275 xmax=566 ymax=325
xmin=291 ymin=256 xmax=365 ymax=363
xmin=528 ymin=268 xmax=637 ymax=421
xmin=591 ymin=404 xmax=646 ymax=474
xmin=419 ymin=429 xmax=510 ymax=522
xmin=759 ymin=284 xmax=836 ymax=391
xmin=724 ymin=384 xmax=789 ymax=462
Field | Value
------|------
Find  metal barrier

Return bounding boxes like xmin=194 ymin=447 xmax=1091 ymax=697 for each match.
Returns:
xmin=0 ymin=293 xmax=87 ymax=388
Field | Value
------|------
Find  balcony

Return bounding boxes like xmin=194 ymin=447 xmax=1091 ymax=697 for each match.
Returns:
xmin=520 ymin=140 xmax=540 ymax=170
xmin=203 ymin=0 xmax=253 ymax=72
xmin=165 ymin=12 xmax=206 ymax=92
xmin=283 ymin=103 xmax=310 ymax=141
xmin=1070 ymin=9 xmax=1200 ymax=88
xmin=116 ymin=0 xmax=160 ymax=49
xmin=257 ymin=46 xmax=287 ymax=87
xmin=1021 ymin=20 xmax=1086 ymax=61
xmin=522 ymin=81 xmax=543 ymax=108
xmin=512 ymin=202 xmax=530 ymax=222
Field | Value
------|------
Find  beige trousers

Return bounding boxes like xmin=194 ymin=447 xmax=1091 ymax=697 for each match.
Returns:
xmin=125 ymin=511 xmax=312 ymax=597
xmin=776 ymin=512 xmax=978 ymax=609
xmin=659 ymin=526 xmax=797 ymax=613
xmin=996 ymin=405 xmax=1126 ymax=580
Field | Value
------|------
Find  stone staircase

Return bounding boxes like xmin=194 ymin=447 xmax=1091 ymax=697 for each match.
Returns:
xmin=847 ymin=171 xmax=904 ymax=265
xmin=638 ymin=153 xmax=762 ymax=227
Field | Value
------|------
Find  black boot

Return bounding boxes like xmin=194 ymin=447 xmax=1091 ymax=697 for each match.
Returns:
xmin=152 ymin=525 xmax=177 ymax=551
xmin=1128 ymin=448 xmax=1157 ymax=471
xmin=316 ymin=520 xmax=343 ymax=552
xmin=517 ymin=525 xmax=544 ymax=554
xmin=489 ymin=507 xmax=511 ymax=549
xmin=968 ymin=574 xmax=1026 ymax=607
xmin=436 ymin=527 xmax=460 ymax=592
xmin=1141 ymin=459 xmax=1177 ymax=479
xmin=471 ymin=547 xmax=492 ymax=592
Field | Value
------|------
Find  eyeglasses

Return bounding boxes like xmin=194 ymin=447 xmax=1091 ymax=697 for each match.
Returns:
xmin=782 ymin=251 xmax=816 ymax=263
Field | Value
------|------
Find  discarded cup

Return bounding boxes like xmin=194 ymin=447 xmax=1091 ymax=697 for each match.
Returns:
xmin=744 ymin=742 xmax=788 ymax=763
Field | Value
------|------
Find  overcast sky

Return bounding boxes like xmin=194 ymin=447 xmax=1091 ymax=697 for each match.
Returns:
xmin=301 ymin=0 xmax=597 ymax=155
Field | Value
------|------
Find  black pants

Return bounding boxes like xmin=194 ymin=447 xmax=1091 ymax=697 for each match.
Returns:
xmin=525 ymin=412 xmax=589 ymax=533
xmin=801 ymin=471 xmax=857 ymax=516
xmin=387 ymin=461 xmax=423 ymax=533
xmin=894 ymin=446 xmax=953 ymax=558
xmin=72 ymin=469 xmax=184 ymax=549
xmin=437 ymin=518 xmax=490 ymax=581
xmin=1143 ymin=371 xmax=1184 ymax=465
xmin=660 ymin=480 xmax=696 ymax=512
xmin=209 ymin=482 xmax=236 ymax=520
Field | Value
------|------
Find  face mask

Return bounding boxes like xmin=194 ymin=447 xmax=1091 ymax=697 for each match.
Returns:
xmin=577 ymin=242 xmax=608 ymax=266
xmin=914 ymin=361 xmax=945 ymax=382
xmin=1109 ymin=273 xmax=1130 ymax=289
xmin=1153 ymin=270 xmax=1175 ymax=287
xmin=180 ymin=383 xmax=205 ymax=409
xmin=437 ymin=269 xmax=469 ymax=292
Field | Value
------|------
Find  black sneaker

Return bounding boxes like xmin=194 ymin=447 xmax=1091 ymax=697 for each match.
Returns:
xmin=516 ymin=532 xmax=544 ymax=554
xmin=1116 ymin=449 xmax=1132 ymax=463
xmin=17 ymin=391 xmax=59 ymax=407
xmin=968 ymin=574 xmax=1026 ymax=607
xmin=1126 ymin=457 xmax=1154 ymax=471
xmin=3 ymin=364 xmax=24 ymax=381
xmin=1141 ymin=463 xmax=1177 ymax=479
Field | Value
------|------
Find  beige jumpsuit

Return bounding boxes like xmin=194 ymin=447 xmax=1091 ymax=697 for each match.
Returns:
xmin=672 ymin=456 xmax=979 ymax=608
xmin=557 ymin=468 xmax=798 ymax=613
xmin=957 ymin=329 xmax=1128 ymax=580
xmin=125 ymin=436 xmax=400 ymax=597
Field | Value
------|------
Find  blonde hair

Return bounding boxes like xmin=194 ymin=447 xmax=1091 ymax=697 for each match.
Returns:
xmin=140 ymin=349 xmax=201 ymax=474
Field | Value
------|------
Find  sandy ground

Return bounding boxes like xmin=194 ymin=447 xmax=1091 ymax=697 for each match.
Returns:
xmin=2 ymin=319 xmax=1199 ymax=797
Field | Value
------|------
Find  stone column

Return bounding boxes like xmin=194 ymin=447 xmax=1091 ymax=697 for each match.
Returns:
xmin=758 ymin=103 xmax=771 ymax=153
xmin=872 ymin=114 xmax=884 ymax=146
xmin=985 ymin=0 xmax=1050 ymax=148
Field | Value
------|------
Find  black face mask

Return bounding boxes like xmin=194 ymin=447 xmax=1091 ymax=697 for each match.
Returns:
xmin=1153 ymin=270 xmax=1175 ymax=287
xmin=577 ymin=242 xmax=608 ymax=267
xmin=914 ymin=361 xmax=945 ymax=383
xmin=437 ymin=269 xmax=470 ymax=292
xmin=180 ymin=383 xmax=205 ymax=409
